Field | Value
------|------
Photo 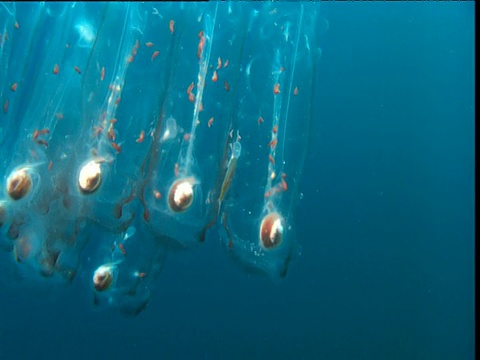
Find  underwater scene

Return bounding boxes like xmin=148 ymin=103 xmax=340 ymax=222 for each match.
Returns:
xmin=0 ymin=2 xmax=474 ymax=359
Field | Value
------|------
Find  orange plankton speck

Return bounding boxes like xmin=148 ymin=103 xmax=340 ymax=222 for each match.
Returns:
xmin=212 ymin=70 xmax=218 ymax=82
xmin=268 ymin=138 xmax=278 ymax=149
xmin=136 ymin=130 xmax=145 ymax=143
xmin=151 ymin=50 xmax=160 ymax=61
xmin=197 ymin=32 xmax=205 ymax=59
xmin=111 ymin=142 xmax=121 ymax=153
xmin=187 ymin=82 xmax=194 ymax=95
xmin=117 ymin=243 xmax=126 ymax=255
xmin=273 ymin=83 xmax=280 ymax=94
xmin=269 ymin=155 xmax=275 ymax=165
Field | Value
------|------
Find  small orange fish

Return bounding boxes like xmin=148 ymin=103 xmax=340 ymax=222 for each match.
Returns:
xmin=224 ymin=81 xmax=230 ymax=92
xmin=151 ymin=50 xmax=160 ymax=61
xmin=294 ymin=87 xmax=299 ymax=96
xmin=145 ymin=42 xmax=154 ymax=47
xmin=53 ymin=64 xmax=59 ymax=75
xmin=273 ymin=83 xmax=280 ymax=95
xmin=100 ymin=67 xmax=105 ymax=81
xmin=187 ymin=82 xmax=194 ymax=95
xmin=169 ymin=20 xmax=175 ymax=34
xmin=208 ymin=117 xmax=214 ymax=128
xmin=197 ymin=31 xmax=205 ymax=59
xmin=34 ymin=128 xmax=49 ymax=139
xmin=268 ymin=154 xmax=275 ymax=165
xmin=117 ymin=243 xmax=126 ymax=256
xmin=10 ymin=83 xmax=17 ymax=92
xmin=211 ymin=70 xmax=218 ymax=82
xmin=74 ymin=66 xmax=81 ymax=74
xmin=111 ymin=142 xmax=121 ymax=153
xmin=268 ymin=138 xmax=278 ymax=149
xmin=136 ymin=130 xmax=145 ymax=143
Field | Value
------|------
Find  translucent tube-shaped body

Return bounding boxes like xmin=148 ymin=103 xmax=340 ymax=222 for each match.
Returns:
xmin=138 ymin=3 xmax=249 ymax=249
xmin=0 ymin=3 xmax=106 ymax=281
xmin=76 ymin=3 xmax=174 ymax=313
xmin=219 ymin=4 xmax=321 ymax=278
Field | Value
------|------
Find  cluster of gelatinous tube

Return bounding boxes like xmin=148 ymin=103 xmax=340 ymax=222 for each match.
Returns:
xmin=0 ymin=2 xmax=321 ymax=315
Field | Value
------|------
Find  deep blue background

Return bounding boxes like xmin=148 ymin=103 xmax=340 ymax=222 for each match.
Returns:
xmin=0 ymin=2 xmax=474 ymax=359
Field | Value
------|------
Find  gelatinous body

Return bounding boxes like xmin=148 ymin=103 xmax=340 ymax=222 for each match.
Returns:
xmin=1 ymin=2 xmax=105 ymax=282
xmin=0 ymin=2 xmax=321 ymax=314
xmin=218 ymin=4 xmax=321 ymax=278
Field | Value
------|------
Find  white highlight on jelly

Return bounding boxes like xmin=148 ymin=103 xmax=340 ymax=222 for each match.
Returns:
xmin=75 ymin=20 xmax=95 ymax=48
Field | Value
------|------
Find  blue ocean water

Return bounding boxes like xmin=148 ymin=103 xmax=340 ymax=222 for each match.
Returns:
xmin=0 ymin=2 xmax=474 ymax=359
